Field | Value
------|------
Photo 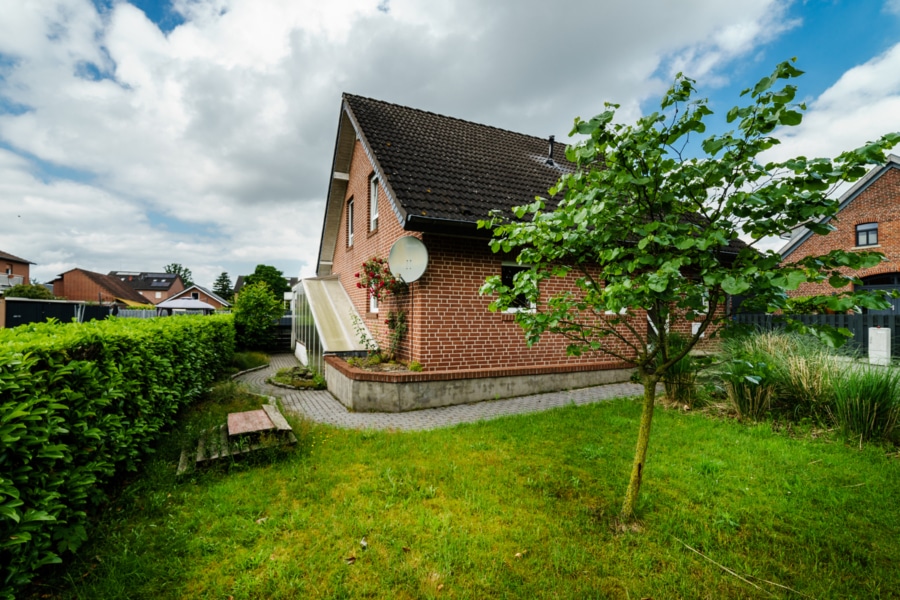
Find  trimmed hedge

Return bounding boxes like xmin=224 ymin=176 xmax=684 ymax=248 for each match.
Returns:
xmin=0 ymin=314 xmax=234 ymax=598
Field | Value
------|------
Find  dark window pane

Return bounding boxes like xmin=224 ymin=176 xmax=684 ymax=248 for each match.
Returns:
xmin=501 ymin=265 xmax=530 ymax=309
xmin=856 ymin=223 xmax=878 ymax=246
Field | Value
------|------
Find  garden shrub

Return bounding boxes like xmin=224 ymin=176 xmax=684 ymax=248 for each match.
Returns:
xmin=233 ymin=281 xmax=283 ymax=350
xmin=0 ymin=314 xmax=234 ymax=598
xmin=719 ymin=331 xmax=842 ymax=422
xmin=831 ymin=365 xmax=900 ymax=442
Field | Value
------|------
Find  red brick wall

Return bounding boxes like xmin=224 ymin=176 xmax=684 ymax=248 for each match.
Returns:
xmin=53 ymin=270 xmax=112 ymax=303
xmin=785 ymin=166 xmax=900 ymax=296
xmin=330 ymin=140 xmax=638 ymax=371
xmin=2 ymin=260 xmax=30 ymax=285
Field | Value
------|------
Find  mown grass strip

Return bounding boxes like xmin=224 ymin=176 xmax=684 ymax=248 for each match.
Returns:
xmin=29 ymin=397 xmax=900 ymax=599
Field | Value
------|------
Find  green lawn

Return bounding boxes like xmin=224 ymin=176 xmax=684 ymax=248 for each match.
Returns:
xmin=30 ymin=397 xmax=900 ymax=599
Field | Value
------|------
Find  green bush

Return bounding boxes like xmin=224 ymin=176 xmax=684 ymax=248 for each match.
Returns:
xmin=2 ymin=283 xmax=55 ymax=299
xmin=232 ymin=351 xmax=270 ymax=372
xmin=831 ymin=365 xmax=900 ymax=442
xmin=0 ymin=314 xmax=234 ymax=598
xmin=233 ymin=282 xmax=283 ymax=350
xmin=719 ymin=331 xmax=841 ymax=422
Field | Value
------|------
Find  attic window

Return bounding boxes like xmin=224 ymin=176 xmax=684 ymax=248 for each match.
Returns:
xmin=370 ymin=176 xmax=379 ymax=232
xmin=856 ymin=222 xmax=878 ymax=247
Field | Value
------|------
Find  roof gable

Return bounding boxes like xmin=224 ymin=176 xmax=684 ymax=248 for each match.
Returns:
xmin=779 ymin=155 xmax=900 ymax=259
xmin=344 ymin=94 xmax=573 ymax=226
xmin=73 ymin=269 xmax=150 ymax=304
xmin=317 ymin=94 xmax=574 ymax=274
xmin=171 ymin=284 xmax=231 ymax=307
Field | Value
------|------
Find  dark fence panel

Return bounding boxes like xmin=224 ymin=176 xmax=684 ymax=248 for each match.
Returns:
xmin=734 ymin=313 xmax=900 ymax=357
xmin=4 ymin=299 xmax=111 ymax=328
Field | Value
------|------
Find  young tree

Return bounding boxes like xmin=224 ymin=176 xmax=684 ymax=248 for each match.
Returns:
xmin=3 ymin=283 xmax=54 ymax=300
xmin=244 ymin=264 xmax=290 ymax=299
xmin=213 ymin=272 xmax=233 ymax=301
xmin=163 ymin=263 xmax=194 ymax=287
xmin=233 ymin=281 xmax=284 ymax=349
xmin=481 ymin=60 xmax=899 ymax=520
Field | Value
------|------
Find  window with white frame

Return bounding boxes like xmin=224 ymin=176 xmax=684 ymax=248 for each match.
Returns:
xmin=347 ymin=198 xmax=355 ymax=246
xmin=191 ymin=292 xmax=199 ymax=300
xmin=369 ymin=291 xmax=378 ymax=313
xmin=369 ymin=176 xmax=379 ymax=232
xmin=501 ymin=263 xmax=535 ymax=312
xmin=856 ymin=222 xmax=878 ymax=247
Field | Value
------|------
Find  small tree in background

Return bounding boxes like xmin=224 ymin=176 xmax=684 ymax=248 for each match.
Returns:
xmin=481 ymin=60 xmax=899 ymax=521
xmin=244 ymin=264 xmax=290 ymax=299
xmin=3 ymin=284 xmax=54 ymax=300
xmin=213 ymin=272 xmax=233 ymax=302
xmin=164 ymin=263 xmax=194 ymax=288
xmin=233 ymin=281 xmax=283 ymax=349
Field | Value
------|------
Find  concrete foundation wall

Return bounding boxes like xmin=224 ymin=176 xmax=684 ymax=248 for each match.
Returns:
xmin=324 ymin=358 xmax=634 ymax=412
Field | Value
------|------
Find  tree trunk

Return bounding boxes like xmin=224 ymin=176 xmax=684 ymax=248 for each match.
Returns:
xmin=621 ymin=375 xmax=659 ymax=520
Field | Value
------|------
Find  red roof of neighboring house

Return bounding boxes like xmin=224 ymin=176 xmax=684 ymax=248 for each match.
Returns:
xmin=57 ymin=268 xmax=150 ymax=305
xmin=0 ymin=250 xmax=35 ymax=264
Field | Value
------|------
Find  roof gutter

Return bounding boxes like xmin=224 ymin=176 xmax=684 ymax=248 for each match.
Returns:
xmin=404 ymin=213 xmax=492 ymax=237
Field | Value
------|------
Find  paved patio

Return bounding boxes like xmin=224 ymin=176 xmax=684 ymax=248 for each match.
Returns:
xmin=234 ymin=353 xmax=647 ymax=431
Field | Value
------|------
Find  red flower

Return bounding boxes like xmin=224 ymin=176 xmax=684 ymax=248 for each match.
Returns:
xmin=354 ymin=272 xmax=360 ymax=278
xmin=356 ymin=282 xmax=362 ymax=288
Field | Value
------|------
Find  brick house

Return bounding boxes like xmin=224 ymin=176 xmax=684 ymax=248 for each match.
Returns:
xmin=0 ymin=250 xmax=33 ymax=292
xmin=166 ymin=284 xmax=231 ymax=310
xmin=108 ymin=271 xmax=185 ymax=304
xmin=779 ymin=155 xmax=900 ymax=311
xmin=52 ymin=268 xmax=150 ymax=307
xmin=301 ymin=94 xmax=648 ymax=410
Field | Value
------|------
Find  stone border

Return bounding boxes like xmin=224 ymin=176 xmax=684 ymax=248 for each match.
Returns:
xmin=230 ymin=363 xmax=270 ymax=380
xmin=324 ymin=356 xmax=635 ymax=412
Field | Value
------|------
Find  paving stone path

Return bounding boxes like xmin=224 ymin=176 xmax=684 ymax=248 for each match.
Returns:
xmin=235 ymin=353 xmax=648 ymax=431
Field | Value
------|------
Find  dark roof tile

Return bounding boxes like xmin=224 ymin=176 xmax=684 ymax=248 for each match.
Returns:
xmin=344 ymin=94 xmax=573 ymax=226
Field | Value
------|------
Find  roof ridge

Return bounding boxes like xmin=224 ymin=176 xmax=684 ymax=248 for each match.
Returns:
xmin=342 ymin=93 xmax=566 ymax=146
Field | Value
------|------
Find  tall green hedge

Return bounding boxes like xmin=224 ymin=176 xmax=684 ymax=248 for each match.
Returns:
xmin=0 ymin=314 xmax=234 ymax=598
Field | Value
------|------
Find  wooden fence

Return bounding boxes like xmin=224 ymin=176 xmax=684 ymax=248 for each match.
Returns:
xmin=734 ymin=313 xmax=900 ymax=357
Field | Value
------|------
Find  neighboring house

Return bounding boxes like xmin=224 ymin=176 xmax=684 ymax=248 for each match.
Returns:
xmin=304 ymin=93 xmax=636 ymax=396
xmin=0 ymin=250 xmax=33 ymax=292
xmin=779 ymin=155 xmax=900 ymax=312
xmin=52 ymin=268 xmax=150 ymax=307
xmin=166 ymin=284 xmax=231 ymax=310
xmin=108 ymin=271 xmax=185 ymax=304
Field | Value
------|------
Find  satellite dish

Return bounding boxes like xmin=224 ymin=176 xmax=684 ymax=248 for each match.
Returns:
xmin=388 ymin=236 xmax=428 ymax=283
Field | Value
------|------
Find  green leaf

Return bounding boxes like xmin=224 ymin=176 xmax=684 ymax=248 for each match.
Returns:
xmin=721 ymin=276 xmax=751 ymax=296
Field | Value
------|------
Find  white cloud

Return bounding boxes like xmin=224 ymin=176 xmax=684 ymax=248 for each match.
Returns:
xmin=765 ymin=42 xmax=900 ymax=162
xmin=0 ymin=0 xmax=855 ymax=287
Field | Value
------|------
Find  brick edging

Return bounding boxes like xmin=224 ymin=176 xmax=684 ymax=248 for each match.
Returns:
xmin=324 ymin=355 xmax=634 ymax=383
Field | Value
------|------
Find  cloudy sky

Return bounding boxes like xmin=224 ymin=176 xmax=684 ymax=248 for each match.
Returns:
xmin=1 ymin=0 xmax=899 ymax=287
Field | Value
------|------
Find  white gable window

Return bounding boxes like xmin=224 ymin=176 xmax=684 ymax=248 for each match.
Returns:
xmin=370 ymin=176 xmax=379 ymax=232
xmin=347 ymin=198 xmax=355 ymax=246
